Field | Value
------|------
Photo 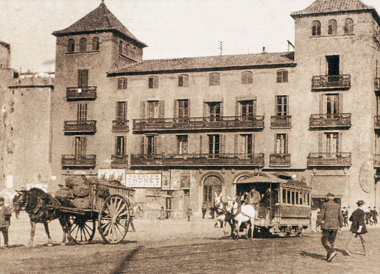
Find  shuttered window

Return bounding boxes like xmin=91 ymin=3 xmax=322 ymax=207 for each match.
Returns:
xmin=117 ymin=78 xmax=127 ymax=89
xmin=148 ymin=76 xmax=158 ymax=89
xmin=78 ymin=69 xmax=89 ymax=88
xmin=75 ymin=137 xmax=87 ymax=157
xmin=241 ymin=71 xmax=253 ymax=84
xmin=178 ymin=74 xmax=189 ymax=87
xmin=77 ymin=103 xmax=87 ymax=122
xmin=276 ymin=95 xmax=288 ymax=116
xmin=80 ymin=38 xmax=87 ymax=52
xmin=115 ymin=136 xmax=126 ymax=156
xmin=208 ymin=135 xmax=220 ymax=157
xmin=116 ymin=102 xmax=126 ymax=120
xmin=275 ymin=133 xmax=287 ymax=154
xmin=312 ymin=20 xmax=321 ymax=36
xmin=209 ymin=73 xmax=220 ymax=86
xmin=276 ymin=70 xmax=288 ymax=83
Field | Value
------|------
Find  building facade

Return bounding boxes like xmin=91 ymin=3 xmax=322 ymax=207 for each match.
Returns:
xmin=43 ymin=0 xmax=380 ymax=218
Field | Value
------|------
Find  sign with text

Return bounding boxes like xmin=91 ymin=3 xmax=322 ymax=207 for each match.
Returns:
xmin=98 ymin=169 xmax=126 ymax=186
xmin=125 ymin=173 xmax=161 ymax=188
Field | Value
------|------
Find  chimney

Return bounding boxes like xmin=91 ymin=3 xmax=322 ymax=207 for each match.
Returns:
xmin=262 ymin=47 xmax=266 ymax=53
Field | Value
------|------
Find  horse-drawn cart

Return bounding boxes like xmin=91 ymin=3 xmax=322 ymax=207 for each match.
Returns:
xmin=57 ymin=178 xmax=135 ymax=244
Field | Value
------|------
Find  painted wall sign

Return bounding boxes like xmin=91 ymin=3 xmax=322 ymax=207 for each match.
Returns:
xmin=125 ymin=174 xmax=161 ymax=188
xmin=98 ymin=169 xmax=126 ymax=185
xmin=359 ymin=160 xmax=373 ymax=193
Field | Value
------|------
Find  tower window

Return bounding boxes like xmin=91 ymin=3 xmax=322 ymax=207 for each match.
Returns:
xmin=312 ymin=21 xmax=321 ymax=36
xmin=68 ymin=39 xmax=75 ymax=53
xmin=80 ymin=38 xmax=87 ymax=52
xmin=344 ymin=18 xmax=354 ymax=34
xmin=328 ymin=19 xmax=337 ymax=35
xmin=92 ymin=37 xmax=99 ymax=51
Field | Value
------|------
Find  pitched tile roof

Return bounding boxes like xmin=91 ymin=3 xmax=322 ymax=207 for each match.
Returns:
xmin=108 ymin=52 xmax=295 ymax=76
xmin=291 ymin=0 xmax=374 ymax=17
xmin=52 ymin=2 xmax=147 ymax=47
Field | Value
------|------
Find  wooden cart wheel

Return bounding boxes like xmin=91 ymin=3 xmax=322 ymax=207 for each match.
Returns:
xmin=70 ymin=215 xmax=96 ymax=244
xmin=98 ymin=194 xmax=130 ymax=244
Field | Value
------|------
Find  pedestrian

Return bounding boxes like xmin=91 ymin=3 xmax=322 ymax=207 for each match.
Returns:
xmin=346 ymin=200 xmax=368 ymax=256
xmin=202 ymin=201 xmax=208 ymax=219
xmin=365 ymin=206 xmax=371 ymax=225
xmin=342 ymin=206 xmax=349 ymax=227
xmin=316 ymin=208 xmax=322 ymax=232
xmin=0 ymin=197 xmax=11 ymax=248
xmin=186 ymin=208 xmax=192 ymax=221
xmin=371 ymin=207 xmax=378 ymax=225
xmin=159 ymin=206 xmax=165 ymax=220
xmin=320 ymin=193 xmax=344 ymax=262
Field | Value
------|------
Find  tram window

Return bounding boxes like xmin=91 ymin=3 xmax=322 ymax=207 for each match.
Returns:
xmin=296 ymin=192 xmax=299 ymax=204
xmin=287 ymin=190 xmax=290 ymax=204
xmin=283 ymin=189 xmax=286 ymax=203
xmin=291 ymin=191 xmax=295 ymax=204
xmin=300 ymin=192 xmax=303 ymax=204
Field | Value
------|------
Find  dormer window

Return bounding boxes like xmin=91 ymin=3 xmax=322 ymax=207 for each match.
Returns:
xmin=344 ymin=18 xmax=354 ymax=34
xmin=68 ymin=39 xmax=75 ymax=53
xmin=92 ymin=37 xmax=99 ymax=51
xmin=328 ymin=20 xmax=337 ymax=35
xmin=80 ymin=38 xmax=87 ymax=52
xmin=209 ymin=73 xmax=220 ymax=86
xmin=312 ymin=21 xmax=321 ymax=36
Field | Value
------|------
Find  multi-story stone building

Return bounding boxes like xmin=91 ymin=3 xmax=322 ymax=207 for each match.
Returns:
xmin=43 ymin=0 xmax=380 ymax=218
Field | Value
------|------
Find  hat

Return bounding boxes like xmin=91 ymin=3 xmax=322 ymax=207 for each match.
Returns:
xmin=0 ymin=197 xmax=4 ymax=201
xmin=357 ymin=200 xmax=365 ymax=206
xmin=326 ymin=193 xmax=334 ymax=198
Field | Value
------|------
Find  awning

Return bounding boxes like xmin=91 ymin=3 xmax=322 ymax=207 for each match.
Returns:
xmin=235 ymin=172 xmax=288 ymax=184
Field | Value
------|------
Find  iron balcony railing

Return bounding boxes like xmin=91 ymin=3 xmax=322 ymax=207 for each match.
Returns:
xmin=64 ymin=120 xmax=97 ymax=134
xmin=111 ymin=154 xmax=128 ymax=169
xmin=133 ymin=115 xmax=265 ymax=131
xmin=61 ymin=154 xmax=96 ymax=168
xmin=130 ymin=153 xmax=265 ymax=167
xmin=270 ymin=115 xmax=292 ymax=128
xmin=269 ymin=153 xmax=291 ymax=167
xmin=307 ymin=152 xmax=352 ymax=167
xmin=312 ymin=74 xmax=351 ymax=90
xmin=375 ymin=78 xmax=380 ymax=91
xmin=309 ymin=113 xmax=351 ymax=129
xmin=66 ymin=86 xmax=97 ymax=101
xmin=112 ymin=119 xmax=129 ymax=132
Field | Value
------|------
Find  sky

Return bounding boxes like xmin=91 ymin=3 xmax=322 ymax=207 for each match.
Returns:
xmin=1 ymin=0 xmax=380 ymax=73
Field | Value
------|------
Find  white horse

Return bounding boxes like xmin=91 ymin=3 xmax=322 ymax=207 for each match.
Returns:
xmin=226 ymin=197 xmax=255 ymax=239
xmin=213 ymin=193 xmax=231 ymax=235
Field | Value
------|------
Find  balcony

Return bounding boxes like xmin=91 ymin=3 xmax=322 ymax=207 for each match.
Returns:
xmin=61 ymin=154 xmax=96 ymax=168
xmin=312 ymin=75 xmax=351 ymax=90
xmin=112 ymin=119 xmax=129 ymax=132
xmin=64 ymin=120 xmax=97 ymax=134
xmin=269 ymin=153 xmax=291 ymax=167
xmin=66 ymin=86 xmax=97 ymax=101
xmin=130 ymin=153 xmax=265 ymax=167
xmin=133 ymin=116 xmax=265 ymax=132
xmin=271 ymin=115 xmax=291 ymax=129
xmin=375 ymin=78 xmax=380 ymax=91
xmin=309 ymin=113 xmax=351 ymax=129
xmin=111 ymin=154 xmax=128 ymax=169
xmin=307 ymin=152 xmax=352 ymax=167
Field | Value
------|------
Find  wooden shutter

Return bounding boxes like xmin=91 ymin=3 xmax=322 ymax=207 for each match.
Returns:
xmin=173 ymin=99 xmax=178 ymax=118
xmin=140 ymin=136 xmax=145 ymax=154
xmin=338 ymin=132 xmax=342 ymax=152
xmin=220 ymin=100 xmax=224 ymax=117
xmin=140 ymin=101 xmax=146 ymax=119
xmin=220 ymin=134 xmax=226 ymax=154
xmin=187 ymin=99 xmax=191 ymax=118
xmin=199 ymin=135 xmax=203 ymax=154
xmin=159 ymin=100 xmax=165 ymax=118
xmin=154 ymin=135 xmax=159 ymax=154
xmin=234 ymin=134 xmax=239 ymax=154
xmin=319 ymin=94 xmax=324 ymax=114
xmin=252 ymin=134 xmax=255 ymax=154
xmin=203 ymin=102 xmax=209 ymax=117
xmin=318 ymin=133 xmax=323 ymax=153
xmin=339 ymin=93 xmax=343 ymax=113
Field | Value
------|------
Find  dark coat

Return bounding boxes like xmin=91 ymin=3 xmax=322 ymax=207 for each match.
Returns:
xmin=320 ymin=200 xmax=344 ymax=230
xmin=0 ymin=205 xmax=11 ymax=227
xmin=349 ymin=208 xmax=367 ymax=234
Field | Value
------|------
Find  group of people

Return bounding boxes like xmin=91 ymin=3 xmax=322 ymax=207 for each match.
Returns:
xmin=319 ymin=193 xmax=368 ymax=262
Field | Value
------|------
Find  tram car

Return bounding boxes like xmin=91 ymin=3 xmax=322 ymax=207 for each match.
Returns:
xmin=236 ymin=172 xmax=311 ymax=237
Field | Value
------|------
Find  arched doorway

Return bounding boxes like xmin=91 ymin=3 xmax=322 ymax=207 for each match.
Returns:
xmin=203 ymin=175 xmax=222 ymax=218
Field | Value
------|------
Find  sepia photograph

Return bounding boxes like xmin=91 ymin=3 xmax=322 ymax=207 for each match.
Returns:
xmin=1 ymin=0 xmax=380 ymax=273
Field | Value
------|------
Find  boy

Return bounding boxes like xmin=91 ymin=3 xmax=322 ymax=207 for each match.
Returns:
xmin=0 ymin=197 xmax=11 ymax=248
xmin=186 ymin=208 xmax=192 ymax=221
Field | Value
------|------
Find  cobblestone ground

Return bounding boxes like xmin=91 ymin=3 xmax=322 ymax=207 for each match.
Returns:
xmin=1 ymin=212 xmax=379 ymax=273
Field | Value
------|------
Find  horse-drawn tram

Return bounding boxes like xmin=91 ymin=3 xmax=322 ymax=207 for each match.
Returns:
xmin=13 ymin=176 xmax=136 ymax=246
xmin=235 ymin=172 xmax=311 ymax=237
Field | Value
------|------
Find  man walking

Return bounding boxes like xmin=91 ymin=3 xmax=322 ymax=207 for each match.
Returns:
xmin=320 ymin=193 xmax=344 ymax=262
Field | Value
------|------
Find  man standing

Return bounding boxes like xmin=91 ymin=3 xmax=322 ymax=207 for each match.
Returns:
xmin=320 ymin=193 xmax=344 ymax=262
xmin=342 ymin=207 xmax=349 ymax=227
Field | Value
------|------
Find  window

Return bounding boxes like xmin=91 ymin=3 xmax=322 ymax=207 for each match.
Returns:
xmin=277 ymin=70 xmax=288 ymax=83
xmin=146 ymin=135 xmax=155 ymax=155
xmin=326 ymin=94 xmax=339 ymax=118
xmin=148 ymin=76 xmax=158 ymax=89
xmin=68 ymin=39 xmax=75 ymax=53
xmin=177 ymin=99 xmax=189 ymax=122
xmin=241 ymin=71 xmax=253 ymax=84
xmin=92 ymin=37 xmax=99 ymax=51
xmin=116 ymin=101 xmax=126 ymax=120
xmin=126 ymin=44 xmax=130 ymax=56
xmin=115 ymin=136 xmax=126 ymax=156
xmin=209 ymin=73 xmax=220 ymax=86
xmin=276 ymin=95 xmax=288 ymax=116
xmin=75 ymin=137 xmax=87 ymax=158
xmin=275 ymin=133 xmax=287 ymax=154
xmin=80 ymin=38 xmax=87 ymax=52
xmin=325 ymin=133 xmax=339 ymax=154
xmin=77 ymin=69 xmax=89 ymax=88
xmin=326 ymin=55 xmax=339 ymax=76
xmin=287 ymin=190 xmax=290 ymax=204
xmin=208 ymin=135 xmax=220 ymax=158
xmin=344 ymin=18 xmax=354 ymax=34
xmin=208 ymin=102 xmax=221 ymax=121
xmin=240 ymin=134 xmax=253 ymax=155
xmin=147 ymin=101 xmax=162 ymax=119
xmin=283 ymin=189 xmax=287 ymax=203
xmin=117 ymin=78 xmax=127 ymax=89
xmin=119 ymin=41 xmax=123 ymax=55
xmin=312 ymin=21 xmax=321 ymax=36
xmin=77 ymin=103 xmax=87 ymax=122
xmin=177 ymin=135 xmax=188 ymax=154
xmin=328 ymin=20 xmax=337 ymax=35
xmin=240 ymin=100 xmax=255 ymax=120
xmin=178 ymin=74 xmax=189 ymax=87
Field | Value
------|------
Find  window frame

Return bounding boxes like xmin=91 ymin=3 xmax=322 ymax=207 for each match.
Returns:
xmin=92 ymin=37 xmax=99 ymax=51
xmin=241 ymin=71 xmax=253 ymax=85
xmin=117 ymin=78 xmax=127 ymax=90
xmin=276 ymin=95 xmax=288 ymax=116
xmin=79 ymin=38 xmax=87 ymax=52
xmin=344 ymin=18 xmax=354 ymax=34
xmin=115 ymin=136 xmax=126 ymax=156
xmin=328 ymin=19 xmax=337 ymax=35
xmin=312 ymin=20 xmax=321 ymax=36
xmin=209 ymin=73 xmax=220 ymax=86
xmin=77 ymin=69 xmax=89 ymax=88
xmin=178 ymin=74 xmax=189 ymax=87
xmin=276 ymin=70 xmax=288 ymax=83
xmin=148 ymin=76 xmax=158 ymax=89
xmin=68 ymin=39 xmax=75 ymax=53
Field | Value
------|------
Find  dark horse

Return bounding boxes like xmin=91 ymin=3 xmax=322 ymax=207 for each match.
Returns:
xmin=12 ymin=188 xmax=73 ymax=247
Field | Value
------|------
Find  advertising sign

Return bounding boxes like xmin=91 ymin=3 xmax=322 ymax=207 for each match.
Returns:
xmin=98 ymin=169 xmax=126 ymax=186
xmin=125 ymin=173 xmax=161 ymax=188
